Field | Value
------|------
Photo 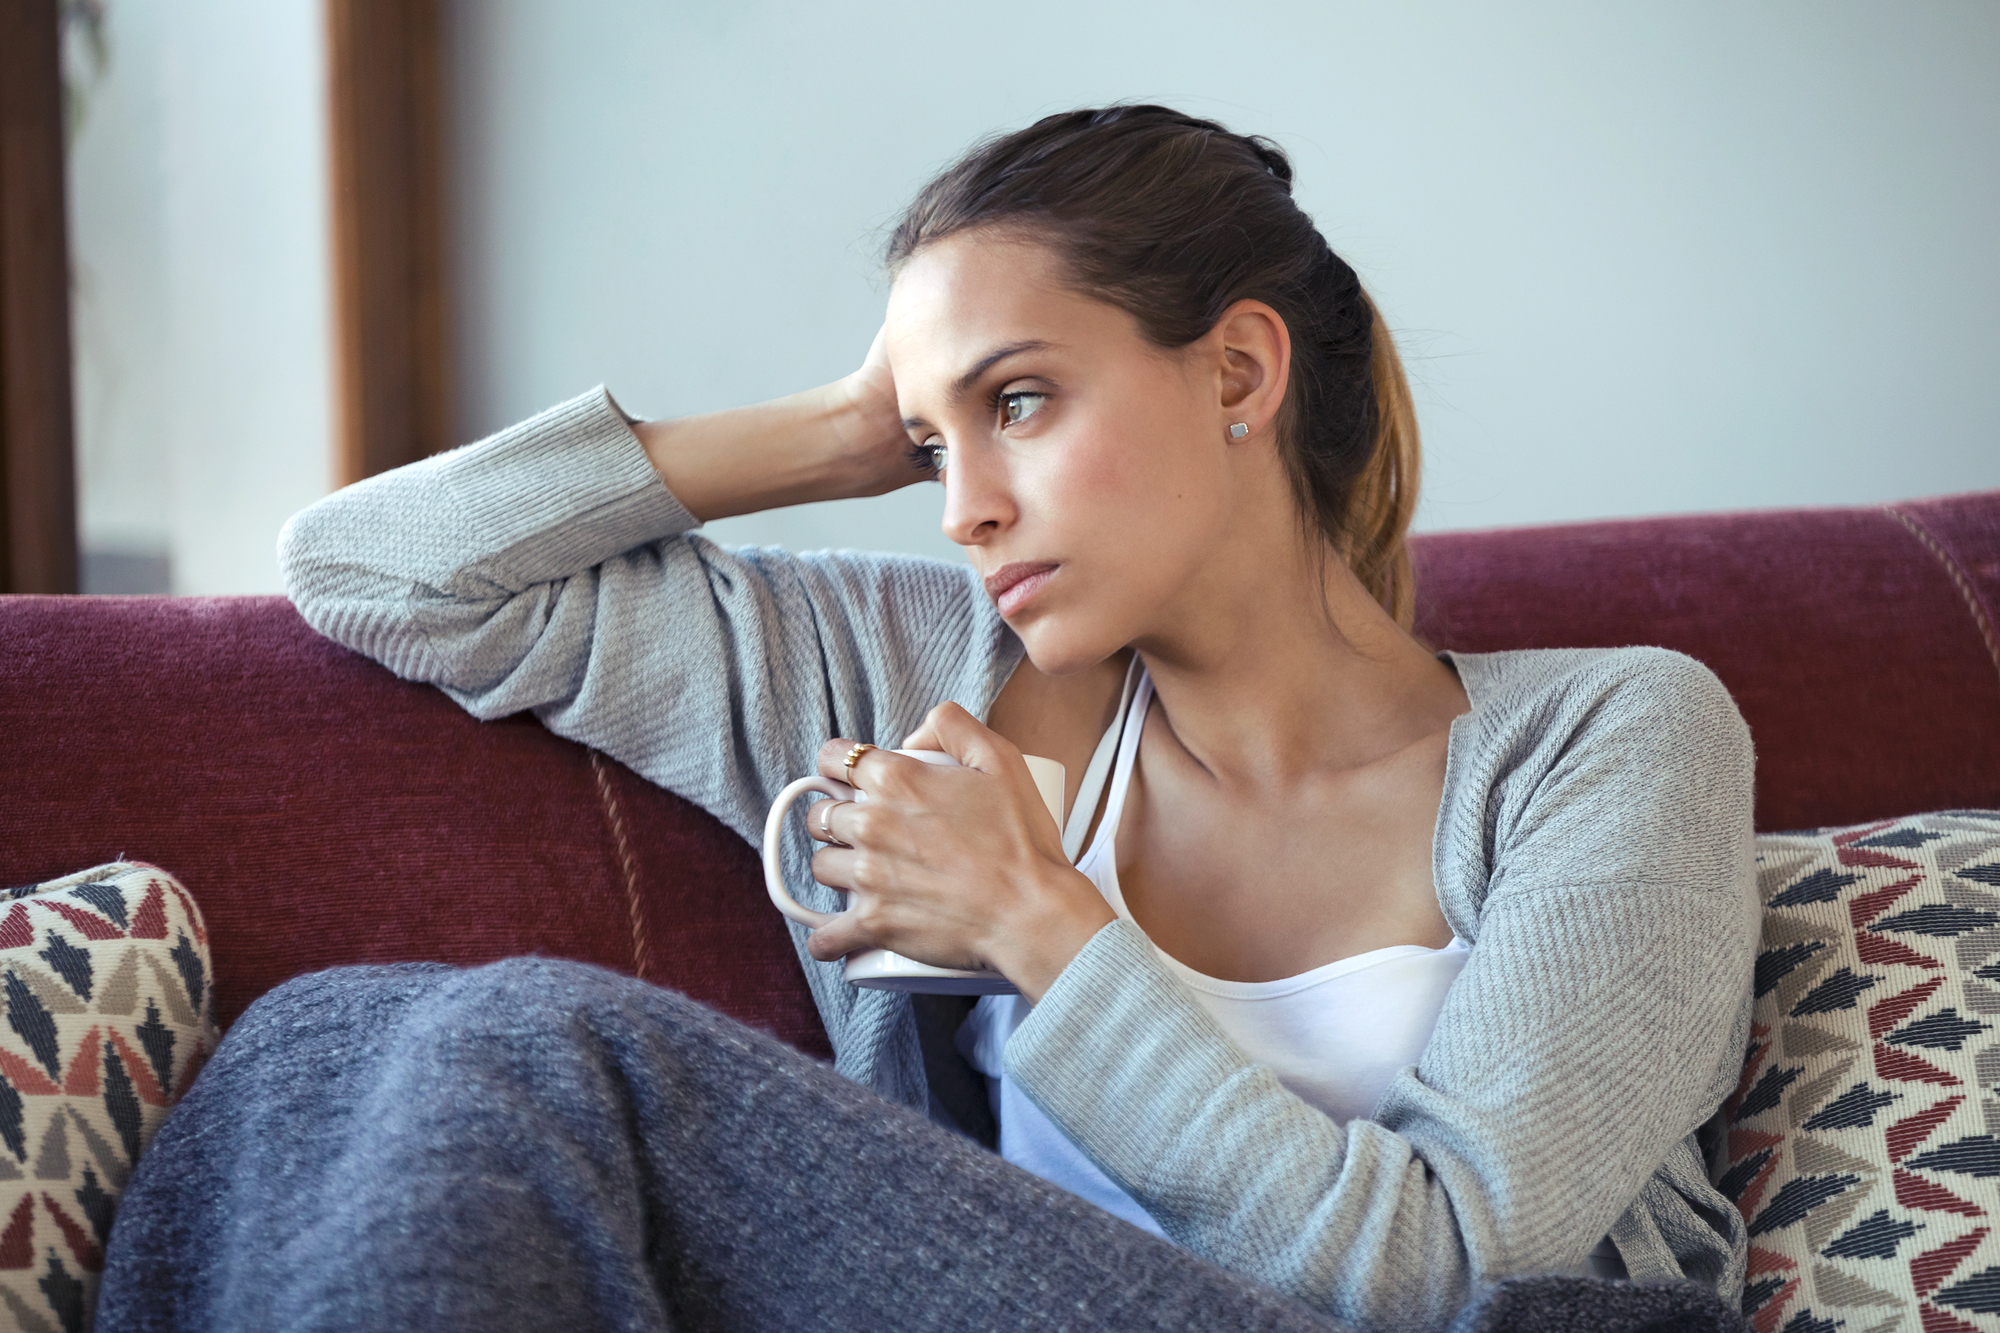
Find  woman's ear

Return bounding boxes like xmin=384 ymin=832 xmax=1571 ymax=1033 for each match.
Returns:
xmin=1211 ymin=299 xmax=1290 ymax=442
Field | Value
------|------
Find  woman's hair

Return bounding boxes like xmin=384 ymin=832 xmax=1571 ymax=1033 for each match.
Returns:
xmin=886 ymin=105 xmax=1421 ymax=628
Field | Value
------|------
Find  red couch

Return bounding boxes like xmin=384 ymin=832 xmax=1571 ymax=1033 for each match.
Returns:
xmin=3 ymin=490 xmax=1996 ymax=1056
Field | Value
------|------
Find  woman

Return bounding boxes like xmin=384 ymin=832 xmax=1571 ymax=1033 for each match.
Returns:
xmin=98 ymin=106 xmax=1759 ymax=1332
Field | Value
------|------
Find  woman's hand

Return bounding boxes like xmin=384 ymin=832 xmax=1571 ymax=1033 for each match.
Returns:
xmin=831 ymin=322 xmax=937 ymax=498
xmin=631 ymin=322 xmax=931 ymax=522
xmin=804 ymin=702 xmax=1116 ymax=1002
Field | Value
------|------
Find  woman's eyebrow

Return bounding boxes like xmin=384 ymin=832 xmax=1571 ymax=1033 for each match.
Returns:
xmin=950 ymin=340 xmax=1054 ymax=400
xmin=900 ymin=340 xmax=1057 ymax=431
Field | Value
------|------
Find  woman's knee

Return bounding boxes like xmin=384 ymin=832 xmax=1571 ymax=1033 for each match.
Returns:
xmin=242 ymin=956 xmax=692 ymax=1037
xmin=376 ymin=956 xmax=770 ymax=1094
xmin=215 ymin=958 xmax=674 ymax=1090
xmin=421 ymin=955 xmax=715 ymax=1043
xmin=232 ymin=956 xmax=776 ymax=1111
xmin=445 ymin=954 xmax=663 ymax=1011
xmin=216 ymin=961 xmax=459 ymax=1067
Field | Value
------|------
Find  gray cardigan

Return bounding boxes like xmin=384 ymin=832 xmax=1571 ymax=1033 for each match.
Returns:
xmin=278 ymin=386 xmax=1761 ymax=1333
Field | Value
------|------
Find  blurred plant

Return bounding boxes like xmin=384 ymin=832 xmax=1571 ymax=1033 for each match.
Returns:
xmin=59 ymin=0 xmax=109 ymax=147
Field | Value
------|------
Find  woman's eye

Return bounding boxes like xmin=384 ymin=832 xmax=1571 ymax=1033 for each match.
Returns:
xmin=905 ymin=436 xmax=946 ymax=478
xmin=1001 ymin=392 xmax=1047 ymax=427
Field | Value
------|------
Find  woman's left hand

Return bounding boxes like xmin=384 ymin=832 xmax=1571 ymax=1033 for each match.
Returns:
xmin=805 ymin=702 xmax=1116 ymax=1001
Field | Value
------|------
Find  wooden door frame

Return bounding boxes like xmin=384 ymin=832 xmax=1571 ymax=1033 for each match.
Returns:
xmin=0 ymin=0 xmax=79 ymax=594
xmin=0 ymin=0 xmax=450 ymax=596
xmin=326 ymin=0 xmax=450 ymax=487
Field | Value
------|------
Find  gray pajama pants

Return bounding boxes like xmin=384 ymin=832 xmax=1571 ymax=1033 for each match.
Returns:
xmin=94 ymin=956 xmax=1355 ymax=1332
xmin=96 ymin=956 xmax=1749 ymax=1333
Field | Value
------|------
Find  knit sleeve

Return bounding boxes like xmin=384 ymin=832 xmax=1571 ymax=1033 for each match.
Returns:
xmin=999 ymin=648 xmax=1760 ymax=1333
xmin=275 ymin=384 xmax=1021 ymax=860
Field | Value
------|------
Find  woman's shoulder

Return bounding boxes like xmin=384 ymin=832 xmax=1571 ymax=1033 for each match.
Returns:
xmin=1447 ymin=642 xmax=1730 ymax=702
xmin=722 ymin=540 xmax=1017 ymax=674
xmin=674 ymin=540 xmax=1026 ymax=748
xmin=1445 ymin=644 xmax=1745 ymax=754
xmin=1436 ymin=644 xmax=1755 ymax=901
xmin=721 ymin=538 xmax=987 ymax=607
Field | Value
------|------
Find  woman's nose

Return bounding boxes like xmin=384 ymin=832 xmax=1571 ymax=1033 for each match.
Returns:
xmin=940 ymin=444 xmax=1014 ymax=547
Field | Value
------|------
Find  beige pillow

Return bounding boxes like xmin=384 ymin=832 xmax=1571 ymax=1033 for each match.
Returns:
xmin=1716 ymin=812 xmax=2000 ymax=1333
xmin=0 ymin=862 xmax=219 ymax=1333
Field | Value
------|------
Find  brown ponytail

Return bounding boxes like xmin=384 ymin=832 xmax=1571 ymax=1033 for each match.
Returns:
xmin=1344 ymin=297 xmax=1421 ymax=628
xmin=888 ymin=104 xmax=1423 ymax=628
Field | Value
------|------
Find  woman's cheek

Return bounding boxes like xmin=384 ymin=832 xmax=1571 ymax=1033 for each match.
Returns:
xmin=1041 ymin=422 xmax=1142 ymax=515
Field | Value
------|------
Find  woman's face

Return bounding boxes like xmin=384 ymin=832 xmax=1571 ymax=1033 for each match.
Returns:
xmin=885 ymin=231 xmax=1255 ymax=676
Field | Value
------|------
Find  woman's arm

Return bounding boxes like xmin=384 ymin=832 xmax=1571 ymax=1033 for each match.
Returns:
xmin=275 ymin=349 xmax=1025 ymax=1100
xmin=277 ymin=328 xmax=922 ymax=703
xmin=273 ymin=372 xmax=998 ymax=826
xmin=275 ymin=334 xmax=954 ymax=803
xmin=630 ymin=328 xmax=916 ymax=522
xmin=1000 ymin=648 xmax=1760 ymax=1333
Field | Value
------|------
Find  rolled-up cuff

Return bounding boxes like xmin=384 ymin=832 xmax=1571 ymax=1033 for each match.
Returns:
xmin=1001 ymin=917 xmax=1254 ymax=1194
xmin=439 ymin=385 xmax=701 ymax=579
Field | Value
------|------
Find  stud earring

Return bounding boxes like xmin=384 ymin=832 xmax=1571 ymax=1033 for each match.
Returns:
xmin=1228 ymin=422 xmax=1250 ymax=439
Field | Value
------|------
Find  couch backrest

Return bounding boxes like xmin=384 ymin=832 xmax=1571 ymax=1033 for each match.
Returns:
xmin=1411 ymin=489 xmax=1999 ymax=833
xmin=0 ymin=594 xmax=830 ymax=1052
xmin=1 ymin=488 xmax=1993 ymax=1043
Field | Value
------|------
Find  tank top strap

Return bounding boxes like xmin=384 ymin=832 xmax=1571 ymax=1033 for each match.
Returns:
xmin=1077 ymin=660 xmax=1152 ymax=870
xmin=1061 ymin=653 xmax=1144 ymax=862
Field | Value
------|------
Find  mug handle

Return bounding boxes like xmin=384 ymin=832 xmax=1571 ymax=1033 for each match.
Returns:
xmin=762 ymin=773 xmax=855 ymax=929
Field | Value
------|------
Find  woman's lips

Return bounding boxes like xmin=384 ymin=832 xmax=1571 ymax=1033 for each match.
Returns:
xmin=984 ymin=561 xmax=1059 ymax=616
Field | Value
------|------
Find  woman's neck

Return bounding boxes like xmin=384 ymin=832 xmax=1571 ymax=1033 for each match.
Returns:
xmin=1131 ymin=539 xmax=1468 ymax=796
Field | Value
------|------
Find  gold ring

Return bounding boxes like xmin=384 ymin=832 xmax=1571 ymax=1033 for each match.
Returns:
xmin=842 ymin=742 xmax=877 ymax=780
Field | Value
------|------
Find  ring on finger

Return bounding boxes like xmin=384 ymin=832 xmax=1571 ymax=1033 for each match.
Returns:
xmin=842 ymin=742 xmax=877 ymax=783
xmin=815 ymin=798 xmax=851 ymax=847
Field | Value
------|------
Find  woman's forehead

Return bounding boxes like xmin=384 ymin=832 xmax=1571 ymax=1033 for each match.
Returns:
xmin=888 ymin=235 xmax=1065 ymax=338
xmin=884 ymin=234 xmax=1137 ymax=391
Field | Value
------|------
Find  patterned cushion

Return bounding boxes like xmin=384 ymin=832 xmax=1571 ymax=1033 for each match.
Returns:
xmin=0 ymin=863 xmax=217 ymax=1333
xmin=1716 ymin=812 xmax=2000 ymax=1333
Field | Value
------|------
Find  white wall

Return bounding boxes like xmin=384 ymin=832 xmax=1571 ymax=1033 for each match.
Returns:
xmin=449 ymin=0 xmax=2000 ymax=564
xmin=67 ymin=0 xmax=172 ymax=580
xmin=159 ymin=1 xmax=331 ymax=594
xmin=68 ymin=0 xmax=330 ymax=594
xmin=67 ymin=2 xmax=2000 ymax=591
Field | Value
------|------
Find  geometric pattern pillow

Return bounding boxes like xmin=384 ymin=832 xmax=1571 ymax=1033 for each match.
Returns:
xmin=1715 ymin=812 xmax=2000 ymax=1333
xmin=0 ymin=862 xmax=217 ymax=1333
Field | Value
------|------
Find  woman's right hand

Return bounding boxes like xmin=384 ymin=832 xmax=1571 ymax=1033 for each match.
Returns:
xmin=832 ymin=323 xmax=936 ymax=498
xmin=631 ymin=322 xmax=934 ymax=522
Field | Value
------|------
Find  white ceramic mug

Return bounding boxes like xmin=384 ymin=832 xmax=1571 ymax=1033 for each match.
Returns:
xmin=762 ymin=749 xmax=1065 ymax=995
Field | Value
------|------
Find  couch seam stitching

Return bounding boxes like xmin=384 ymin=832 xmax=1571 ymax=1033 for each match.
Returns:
xmin=1881 ymin=504 xmax=2000 ymax=694
xmin=590 ymin=750 xmax=653 ymax=983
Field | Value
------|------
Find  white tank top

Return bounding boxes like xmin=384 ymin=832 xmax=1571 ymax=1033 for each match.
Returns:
xmin=956 ymin=656 xmax=1473 ymax=1239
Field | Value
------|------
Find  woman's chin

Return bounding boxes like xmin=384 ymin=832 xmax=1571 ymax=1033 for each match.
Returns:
xmin=1016 ymin=623 xmax=1120 ymax=679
